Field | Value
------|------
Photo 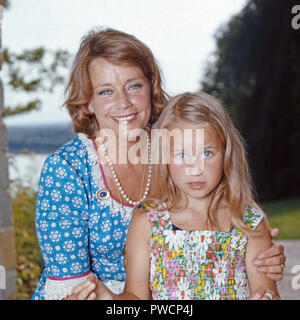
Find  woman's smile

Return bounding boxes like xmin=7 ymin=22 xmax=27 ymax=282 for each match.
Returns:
xmin=88 ymin=57 xmax=152 ymax=136
xmin=112 ymin=113 xmax=138 ymax=124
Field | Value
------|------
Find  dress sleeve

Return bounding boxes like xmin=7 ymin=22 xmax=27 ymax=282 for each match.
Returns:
xmin=243 ymin=206 xmax=264 ymax=230
xmin=35 ymin=152 xmax=91 ymax=300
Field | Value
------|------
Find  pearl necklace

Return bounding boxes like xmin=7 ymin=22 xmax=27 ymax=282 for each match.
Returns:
xmin=96 ymin=133 xmax=152 ymax=206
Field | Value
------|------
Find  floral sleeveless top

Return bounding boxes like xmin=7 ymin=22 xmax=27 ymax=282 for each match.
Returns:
xmin=141 ymin=203 xmax=263 ymax=300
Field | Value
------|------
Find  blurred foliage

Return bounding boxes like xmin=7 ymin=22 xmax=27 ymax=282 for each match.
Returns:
xmin=201 ymin=0 xmax=300 ymax=201
xmin=263 ymin=197 xmax=300 ymax=239
xmin=11 ymin=183 xmax=44 ymax=300
xmin=2 ymin=47 xmax=71 ymax=117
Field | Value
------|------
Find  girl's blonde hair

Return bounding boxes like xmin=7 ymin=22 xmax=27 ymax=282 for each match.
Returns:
xmin=150 ymin=91 xmax=268 ymax=235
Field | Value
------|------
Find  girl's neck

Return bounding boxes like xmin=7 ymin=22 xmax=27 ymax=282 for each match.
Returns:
xmin=172 ymin=193 xmax=211 ymax=214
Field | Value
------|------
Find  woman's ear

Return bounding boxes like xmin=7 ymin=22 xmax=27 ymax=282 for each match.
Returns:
xmin=87 ymin=103 xmax=95 ymax=114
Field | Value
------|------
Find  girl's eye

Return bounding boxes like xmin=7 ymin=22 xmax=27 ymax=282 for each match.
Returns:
xmin=99 ymin=89 xmax=113 ymax=95
xmin=204 ymin=151 xmax=212 ymax=158
xmin=175 ymin=152 xmax=185 ymax=159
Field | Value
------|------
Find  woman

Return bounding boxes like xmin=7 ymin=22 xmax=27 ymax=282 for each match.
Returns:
xmin=32 ymin=27 xmax=286 ymax=300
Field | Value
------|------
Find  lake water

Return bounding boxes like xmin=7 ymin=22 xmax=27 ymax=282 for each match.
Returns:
xmin=8 ymin=153 xmax=48 ymax=191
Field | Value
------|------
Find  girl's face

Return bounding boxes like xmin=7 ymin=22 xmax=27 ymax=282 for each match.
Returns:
xmin=168 ymin=121 xmax=224 ymax=203
xmin=88 ymin=57 xmax=152 ymax=137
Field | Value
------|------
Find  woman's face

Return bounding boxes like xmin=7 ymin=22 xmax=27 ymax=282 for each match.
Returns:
xmin=88 ymin=57 xmax=152 ymax=137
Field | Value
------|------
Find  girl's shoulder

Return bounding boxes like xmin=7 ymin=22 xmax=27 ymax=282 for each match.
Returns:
xmin=136 ymin=201 xmax=170 ymax=229
xmin=243 ymin=205 xmax=265 ymax=230
xmin=138 ymin=201 xmax=160 ymax=212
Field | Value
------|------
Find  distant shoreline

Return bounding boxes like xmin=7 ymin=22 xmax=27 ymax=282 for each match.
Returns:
xmin=6 ymin=123 xmax=76 ymax=154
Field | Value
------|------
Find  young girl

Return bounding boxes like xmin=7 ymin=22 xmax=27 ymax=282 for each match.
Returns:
xmin=75 ymin=92 xmax=279 ymax=300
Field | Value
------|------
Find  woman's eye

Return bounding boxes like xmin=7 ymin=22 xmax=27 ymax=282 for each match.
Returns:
xmin=204 ymin=151 xmax=212 ymax=158
xmin=128 ymin=83 xmax=142 ymax=90
xmin=99 ymin=89 xmax=113 ymax=95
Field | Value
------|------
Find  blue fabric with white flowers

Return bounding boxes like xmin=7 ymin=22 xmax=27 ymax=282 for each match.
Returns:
xmin=32 ymin=135 xmax=131 ymax=299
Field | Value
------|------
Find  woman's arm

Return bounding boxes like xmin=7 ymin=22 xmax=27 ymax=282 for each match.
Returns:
xmin=72 ymin=207 xmax=152 ymax=300
xmin=35 ymin=152 xmax=91 ymax=300
xmin=246 ymin=220 xmax=280 ymax=300
xmin=252 ymin=228 xmax=286 ymax=281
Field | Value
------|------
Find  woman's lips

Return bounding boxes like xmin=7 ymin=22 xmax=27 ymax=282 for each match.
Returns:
xmin=112 ymin=113 xmax=138 ymax=124
xmin=187 ymin=182 xmax=206 ymax=190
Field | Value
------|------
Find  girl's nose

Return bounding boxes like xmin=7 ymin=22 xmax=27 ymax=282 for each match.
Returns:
xmin=185 ymin=167 xmax=203 ymax=176
xmin=184 ymin=153 xmax=204 ymax=176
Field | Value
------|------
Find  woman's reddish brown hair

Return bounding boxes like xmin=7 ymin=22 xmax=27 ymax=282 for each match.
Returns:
xmin=64 ymin=27 xmax=168 ymax=138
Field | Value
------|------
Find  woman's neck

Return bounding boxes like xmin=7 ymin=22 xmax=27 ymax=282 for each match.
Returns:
xmin=97 ymin=129 xmax=151 ymax=166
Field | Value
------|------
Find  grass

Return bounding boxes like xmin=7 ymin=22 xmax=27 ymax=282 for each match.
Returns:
xmin=261 ymin=197 xmax=300 ymax=240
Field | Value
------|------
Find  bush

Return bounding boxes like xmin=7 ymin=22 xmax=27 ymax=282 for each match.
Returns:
xmin=11 ymin=184 xmax=44 ymax=300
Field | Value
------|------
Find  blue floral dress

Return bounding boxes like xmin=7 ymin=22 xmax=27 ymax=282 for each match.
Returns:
xmin=32 ymin=134 xmax=133 ymax=299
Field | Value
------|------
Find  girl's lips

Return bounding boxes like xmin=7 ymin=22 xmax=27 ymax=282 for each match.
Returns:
xmin=187 ymin=182 xmax=206 ymax=190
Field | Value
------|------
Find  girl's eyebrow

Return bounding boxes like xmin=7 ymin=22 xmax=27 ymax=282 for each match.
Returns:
xmin=204 ymin=143 xmax=218 ymax=148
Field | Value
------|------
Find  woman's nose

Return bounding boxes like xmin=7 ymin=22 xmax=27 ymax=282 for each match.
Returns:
xmin=116 ymin=91 xmax=132 ymax=109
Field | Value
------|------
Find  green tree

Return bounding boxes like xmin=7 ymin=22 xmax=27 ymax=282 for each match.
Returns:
xmin=201 ymin=0 xmax=300 ymax=200
xmin=3 ymin=47 xmax=71 ymax=116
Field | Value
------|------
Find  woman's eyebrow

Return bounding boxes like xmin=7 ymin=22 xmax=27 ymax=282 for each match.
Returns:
xmin=93 ymin=82 xmax=112 ymax=89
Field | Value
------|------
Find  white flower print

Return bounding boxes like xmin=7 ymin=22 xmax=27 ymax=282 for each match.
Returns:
xmin=163 ymin=230 xmax=185 ymax=251
xmin=101 ymin=220 xmax=112 ymax=233
xmin=63 ymin=240 xmax=75 ymax=252
xmin=64 ymin=181 xmax=75 ymax=194
xmin=113 ymin=228 xmax=122 ymax=241
xmin=70 ymin=262 xmax=82 ymax=274
xmin=176 ymin=278 xmax=191 ymax=300
xmin=72 ymin=227 xmax=83 ymax=238
xmin=51 ymin=189 xmax=62 ymax=202
xmin=204 ymin=282 xmax=212 ymax=296
xmin=50 ymin=265 xmax=60 ymax=276
xmin=90 ymin=231 xmax=100 ymax=242
xmin=38 ymin=185 xmax=44 ymax=198
xmin=59 ymin=204 xmax=71 ymax=215
xmin=78 ymin=249 xmax=88 ymax=260
xmin=55 ymin=167 xmax=67 ymax=178
xmin=56 ymin=253 xmax=68 ymax=265
xmin=50 ymin=155 xmax=60 ymax=165
xmin=71 ymin=159 xmax=81 ymax=170
xmin=44 ymin=243 xmax=53 ymax=255
xmin=44 ymin=176 xmax=53 ymax=188
xmin=49 ymin=231 xmax=61 ymax=242
xmin=41 ymin=199 xmax=50 ymax=210
xmin=212 ymin=257 xmax=227 ymax=287
xmin=234 ymin=266 xmax=248 ymax=299
xmin=39 ymin=220 xmax=49 ymax=232
xmin=72 ymin=197 xmax=83 ymax=209
xmin=59 ymin=219 xmax=71 ymax=229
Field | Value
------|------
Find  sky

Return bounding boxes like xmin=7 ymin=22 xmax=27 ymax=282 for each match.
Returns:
xmin=2 ymin=0 xmax=248 ymax=127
